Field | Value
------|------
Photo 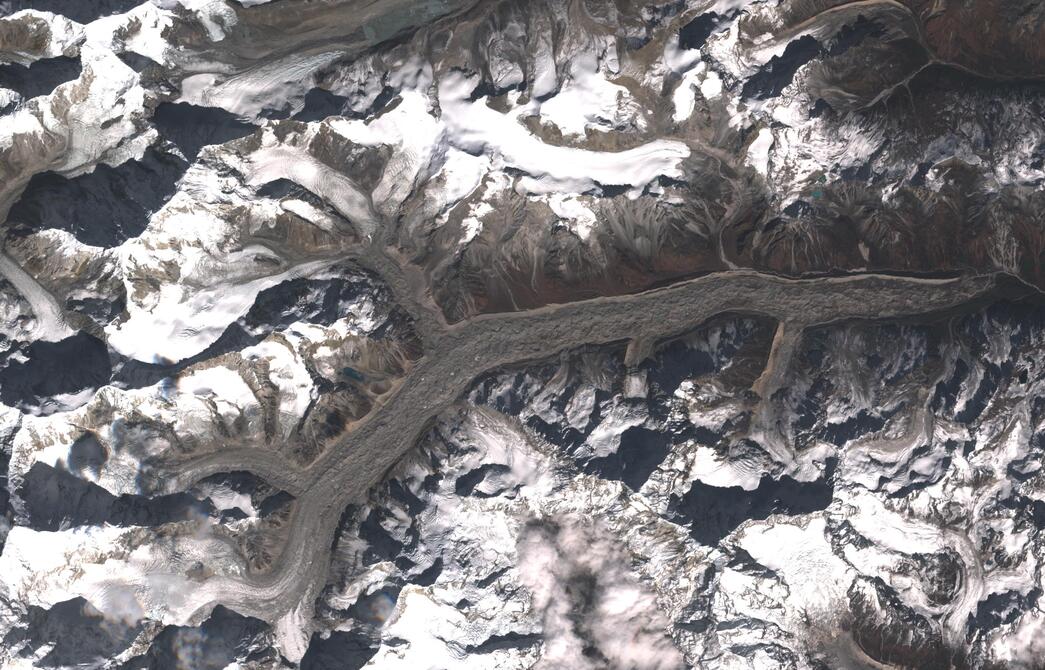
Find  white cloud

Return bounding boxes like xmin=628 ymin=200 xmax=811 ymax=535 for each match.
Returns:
xmin=517 ymin=516 xmax=684 ymax=670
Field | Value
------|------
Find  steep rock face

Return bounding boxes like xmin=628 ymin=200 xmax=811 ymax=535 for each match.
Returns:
xmin=0 ymin=1 xmax=1043 ymax=668
xmin=905 ymin=0 xmax=1045 ymax=80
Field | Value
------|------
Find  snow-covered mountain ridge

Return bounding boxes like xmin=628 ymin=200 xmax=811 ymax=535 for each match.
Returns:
xmin=1 ymin=0 xmax=1044 ymax=668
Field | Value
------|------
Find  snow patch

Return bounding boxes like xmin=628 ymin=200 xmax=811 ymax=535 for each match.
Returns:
xmin=745 ymin=127 xmax=774 ymax=177
xmin=438 ymin=71 xmax=688 ymax=196
xmin=538 ymin=53 xmax=642 ymax=137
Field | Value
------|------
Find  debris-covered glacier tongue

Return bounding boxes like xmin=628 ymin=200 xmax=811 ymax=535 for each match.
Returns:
xmin=311 ymin=305 xmax=1045 ymax=669
xmin=1 ymin=0 xmax=1045 ymax=668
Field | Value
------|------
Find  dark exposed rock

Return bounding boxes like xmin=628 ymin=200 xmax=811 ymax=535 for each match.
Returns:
xmin=968 ymin=589 xmax=1042 ymax=640
xmin=358 ymin=507 xmax=406 ymax=562
xmin=18 ymin=462 xmax=215 ymax=530
xmin=242 ymin=271 xmax=375 ymax=333
xmin=301 ymin=630 xmax=378 ymax=670
xmin=0 ymin=331 xmax=110 ymax=412
xmin=152 ymin=102 xmax=258 ymax=161
xmin=345 ymin=585 xmax=401 ymax=626
xmin=0 ymin=0 xmax=142 ymax=23
xmin=67 ymin=431 xmax=107 ymax=478
xmin=18 ymin=597 xmax=142 ymax=669
xmin=7 ymin=148 xmax=187 ymax=247
xmin=466 ymin=631 xmax=542 ymax=654
xmin=65 ymin=293 xmax=127 ymax=328
xmin=583 ymin=426 xmax=671 ymax=491
xmin=115 ymin=51 xmax=159 ymax=72
xmin=292 ymin=86 xmax=398 ymax=123
xmin=671 ymin=461 xmax=836 ymax=546
xmin=454 ymin=462 xmax=513 ymax=496
xmin=191 ymin=471 xmax=294 ymax=520
xmin=121 ymin=606 xmax=272 ymax=670
xmin=741 ymin=35 xmax=821 ymax=100
xmin=111 ymin=322 xmax=260 ymax=390
xmin=678 ymin=12 xmax=726 ymax=51
xmin=0 ymin=55 xmax=80 ymax=101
